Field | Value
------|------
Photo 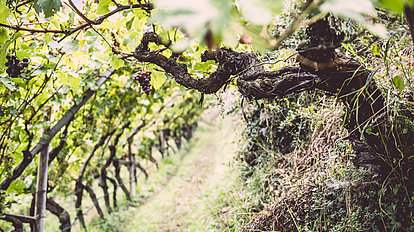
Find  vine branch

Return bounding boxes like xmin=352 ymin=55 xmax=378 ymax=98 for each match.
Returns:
xmin=0 ymin=3 xmax=153 ymax=41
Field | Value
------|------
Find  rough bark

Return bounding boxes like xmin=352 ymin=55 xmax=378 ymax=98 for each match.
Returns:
xmin=133 ymin=33 xmax=258 ymax=94
xmin=48 ymin=123 xmax=70 ymax=165
xmin=2 ymin=214 xmax=23 ymax=232
xmin=46 ymin=198 xmax=71 ymax=232
xmin=85 ymin=185 xmax=105 ymax=219
xmin=74 ymin=182 xmax=86 ymax=231
xmin=99 ymin=171 xmax=112 ymax=214
xmin=158 ymin=129 xmax=168 ymax=158
xmin=113 ymin=159 xmax=131 ymax=201
xmin=146 ymin=149 xmax=158 ymax=169
xmin=133 ymin=18 xmax=412 ymax=186
xmin=99 ymin=122 xmax=130 ymax=213
xmin=173 ymin=129 xmax=182 ymax=150
xmin=107 ymin=177 xmax=118 ymax=209
xmin=74 ymin=129 xmax=116 ymax=230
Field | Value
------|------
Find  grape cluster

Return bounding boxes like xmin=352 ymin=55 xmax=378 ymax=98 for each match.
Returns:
xmin=133 ymin=71 xmax=152 ymax=94
xmin=5 ymin=55 xmax=29 ymax=78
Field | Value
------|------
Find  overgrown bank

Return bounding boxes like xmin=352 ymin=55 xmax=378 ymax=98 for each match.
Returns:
xmin=205 ymin=10 xmax=414 ymax=232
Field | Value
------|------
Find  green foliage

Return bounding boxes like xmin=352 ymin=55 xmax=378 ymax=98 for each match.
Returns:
xmin=392 ymin=75 xmax=405 ymax=91
xmin=0 ymin=1 xmax=206 ymax=230
xmin=96 ymin=0 xmax=112 ymax=15
xmin=90 ymin=210 xmax=126 ymax=232
xmin=225 ymin=5 xmax=414 ymax=231
xmin=0 ymin=1 xmax=10 ymax=23
xmin=33 ymin=0 xmax=62 ymax=18
xmin=0 ymin=0 xmax=414 ymax=230
xmin=380 ymin=0 xmax=405 ymax=14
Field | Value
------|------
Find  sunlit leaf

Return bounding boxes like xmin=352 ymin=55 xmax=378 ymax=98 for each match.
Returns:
xmin=170 ymin=39 xmax=190 ymax=52
xmin=6 ymin=179 xmax=25 ymax=194
xmin=222 ymin=21 xmax=243 ymax=47
xmin=44 ymin=34 xmax=52 ymax=43
xmin=68 ymin=75 xmax=81 ymax=89
xmin=0 ymin=28 xmax=8 ymax=44
xmin=0 ymin=0 xmax=10 ymax=23
xmin=35 ymin=92 xmax=49 ymax=105
xmin=61 ymin=39 xmax=79 ymax=53
xmin=96 ymin=0 xmax=112 ymax=15
xmin=48 ymin=40 xmax=62 ymax=50
xmin=151 ymin=71 xmax=166 ymax=90
xmin=110 ymin=56 xmax=124 ymax=69
xmin=380 ymin=0 xmax=404 ymax=14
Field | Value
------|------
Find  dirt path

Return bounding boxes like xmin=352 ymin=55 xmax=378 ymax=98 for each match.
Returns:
xmin=124 ymin=108 xmax=241 ymax=232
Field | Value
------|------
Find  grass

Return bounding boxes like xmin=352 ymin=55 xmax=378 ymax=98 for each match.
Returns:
xmin=121 ymin=111 xmax=242 ymax=232
xmin=41 ymin=127 xmax=190 ymax=232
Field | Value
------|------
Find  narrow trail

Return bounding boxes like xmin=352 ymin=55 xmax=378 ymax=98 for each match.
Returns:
xmin=124 ymin=108 xmax=241 ymax=232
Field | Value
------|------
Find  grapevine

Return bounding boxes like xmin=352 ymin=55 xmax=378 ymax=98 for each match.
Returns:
xmin=133 ymin=71 xmax=152 ymax=94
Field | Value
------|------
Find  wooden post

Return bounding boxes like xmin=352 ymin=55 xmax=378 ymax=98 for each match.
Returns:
xmin=128 ymin=141 xmax=136 ymax=197
xmin=34 ymin=111 xmax=51 ymax=232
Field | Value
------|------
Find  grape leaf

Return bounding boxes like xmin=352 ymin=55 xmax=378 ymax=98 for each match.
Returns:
xmin=393 ymin=75 xmax=405 ymax=91
xmin=246 ymin=25 xmax=268 ymax=54
xmin=6 ymin=179 xmax=25 ymax=194
xmin=110 ymin=56 xmax=124 ymax=69
xmin=97 ymin=0 xmax=112 ymax=15
xmin=380 ymin=0 xmax=404 ymax=14
xmin=68 ymin=76 xmax=81 ymax=89
xmin=62 ymin=39 xmax=79 ymax=53
xmin=0 ymin=77 xmax=16 ymax=91
xmin=0 ymin=28 xmax=8 ymax=44
xmin=126 ymin=17 xmax=135 ymax=30
xmin=0 ymin=37 xmax=13 ymax=71
xmin=151 ymin=72 xmax=166 ymax=90
xmin=34 ymin=0 xmax=62 ymax=18
xmin=0 ymin=1 xmax=10 ymax=23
